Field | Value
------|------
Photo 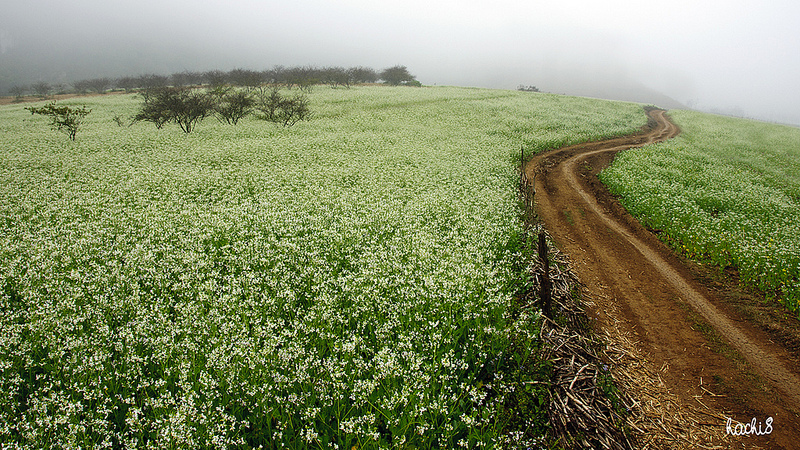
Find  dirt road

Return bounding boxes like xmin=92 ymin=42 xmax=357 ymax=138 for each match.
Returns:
xmin=527 ymin=109 xmax=800 ymax=449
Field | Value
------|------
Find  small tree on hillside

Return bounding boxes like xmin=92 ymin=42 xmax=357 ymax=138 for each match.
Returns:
xmin=379 ymin=65 xmax=417 ymax=86
xmin=31 ymin=81 xmax=52 ymax=99
xmin=204 ymin=70 xmax=229 ymax=88
xmin=255 ymin=87 xmax=310 ymax=127
xmin=321 ymin=67 xmax=352 ymax=89
xmin=170 ymin=71 xmax=204 ymax=88
xmin=255 ymin=87 xmax=284 ymax=123
xmin=85 ymin=77 xmax=111 ymax=94
xmin=214 ymin=89 xmax=255 ymax=125
xmin=26 ymin=102 xmax=91 ymax=141
xmin=228 ymin=68 xmax=264 ymax=90
xmin=136 ymin=74 xmax=169 ymax=90
xmin=166 ymin=88 xmax=214 ymax=133
xmin=172 ymin=91 xmax=215 ymax=133
xmin=348 ymin=66 xmax=379 ymax=84
xmin=277 ymin=94 xmax=310 ymax=127
xmin=72 ymin=79 xmax=93 ymax=94
xmin=133 ymin=88 xmax=171 ymax=129
xmin=10 ymin=85 xmax=27 ymax=102
xmin=115 ymin=76 xmax=137 ymax=93
xmin=284 ymin=66 xmax=318 ymax=92
xmin=133 ymin=87 xmax=215 ymax=133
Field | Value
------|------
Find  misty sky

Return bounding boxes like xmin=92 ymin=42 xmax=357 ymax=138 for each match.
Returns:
xmin=2 ymin=0 xmax=800 ymax=124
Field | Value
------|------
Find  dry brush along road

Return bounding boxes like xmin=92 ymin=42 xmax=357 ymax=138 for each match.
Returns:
xmin=526 ymin=108 xmax=800 ymax=449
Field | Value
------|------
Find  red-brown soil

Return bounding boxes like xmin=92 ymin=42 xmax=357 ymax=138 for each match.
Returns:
xmin=527 ymin=109 xmax=800 ymax=449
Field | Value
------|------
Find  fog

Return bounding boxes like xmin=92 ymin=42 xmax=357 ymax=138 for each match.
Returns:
xmin=2 ymin=0 xmax=800 ymax=124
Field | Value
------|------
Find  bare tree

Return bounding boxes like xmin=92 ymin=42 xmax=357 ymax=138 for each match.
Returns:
xmin=228 ymin=68 xmax=264 ymax=90
xmin=72 ymin=79 xmax=92 ymax=95
xmin=31 ymin=81 xmax=51 ymax=99
xmin=170 ymin=71 xmax=203 ymax=88
xmin=85 ymin=77 xmax=111 ymax=94
xmin=255 ymin=86 xmax=285 ymax=122
xmin=10 ymin=85 xmax=27 ymax=102
xmin=136 ymin=74 xmax=169 ymax=90
xmin=322 ymin=67 xmax=352 ymax=88
xmin=115 ymin=76 xmax=138 ymax=93
xmin=169 ymin=89 xmax=215 ymax=132
xmin=266 ymin=65 xmax=286 ymax=86
xmin=284 ymin=66 xmax=318 ymax=92
xmin=203 ymin=70 xmax=228 ymax=87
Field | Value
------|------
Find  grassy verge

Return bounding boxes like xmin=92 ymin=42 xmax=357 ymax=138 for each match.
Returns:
xmin=601 ymin=110 xmax=800 ymax=315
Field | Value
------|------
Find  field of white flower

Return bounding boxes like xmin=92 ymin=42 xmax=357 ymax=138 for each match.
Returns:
xmin=0 ymin=86 xmax=646 ymax=448
xmin=601 ymin=110 xmax=800 ymax=315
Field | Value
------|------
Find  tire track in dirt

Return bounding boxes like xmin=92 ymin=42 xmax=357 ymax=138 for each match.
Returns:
xmin=527 ymin=109 xmax=800 ymax=448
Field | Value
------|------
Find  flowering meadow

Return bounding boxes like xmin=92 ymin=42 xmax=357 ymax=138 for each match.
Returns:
xmin=601 ymin=110 xmax=800 ymax=315
xmin=0 ymin=86 xmax=645 ymax=448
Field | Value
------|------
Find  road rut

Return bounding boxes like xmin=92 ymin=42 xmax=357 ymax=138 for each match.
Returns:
xmin=527 ymin=109 xmax=800 ymax=448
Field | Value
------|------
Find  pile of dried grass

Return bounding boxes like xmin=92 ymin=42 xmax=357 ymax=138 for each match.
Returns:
xmin=524 ymin=228 xmax=633 ymax=449
xmin=525 ymin=228 xmax=746 ymax=449
xmin=600 ymin=303 xmax=746 ymax=449
xmin=539 ymin=320 xmax=634 ymax=449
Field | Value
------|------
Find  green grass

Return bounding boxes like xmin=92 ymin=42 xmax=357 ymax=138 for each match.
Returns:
xmin=0 ymin=86 xmax=646 ymax=448
xmin=601 ymin=110 xmax=800 ymax=315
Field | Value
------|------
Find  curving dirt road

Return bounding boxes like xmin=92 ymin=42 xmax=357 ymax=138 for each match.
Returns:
xmin=527 ymin=109 xmax=800 ymax=449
